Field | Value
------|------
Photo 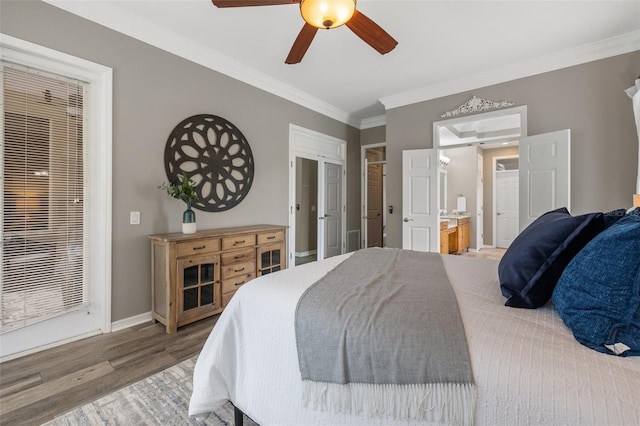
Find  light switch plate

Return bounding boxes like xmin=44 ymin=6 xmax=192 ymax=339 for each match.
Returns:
xmin=130 ymin=211 xmax=140 ymax=225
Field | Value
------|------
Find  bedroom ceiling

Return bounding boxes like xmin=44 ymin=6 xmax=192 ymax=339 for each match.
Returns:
xmin=45 ymin=0 xmax=640 ymax=127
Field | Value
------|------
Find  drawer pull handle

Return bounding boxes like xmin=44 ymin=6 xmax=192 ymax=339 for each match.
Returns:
xmin=267 ymin=236 xmax=276 ymax=240
xmin=234 ymin=267 xmax=245 ymax=272
xmin=234 ymin=240 xmax=246 ymax=245
xmin=234 ymin=255 xmax=245 ymax=259
xmin=235 ymin=281 xmax=245 ymax=286
xmin=192 ymin=245 xmax=206 ymax=250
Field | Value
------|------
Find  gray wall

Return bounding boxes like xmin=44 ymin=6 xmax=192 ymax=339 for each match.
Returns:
xmin=1 ymin=0 xmax=360 ymax=322
xmin=361 ymin=125 xmax=386 ymax=146
xmin=386 ymin=51 xmax=640 ymax=248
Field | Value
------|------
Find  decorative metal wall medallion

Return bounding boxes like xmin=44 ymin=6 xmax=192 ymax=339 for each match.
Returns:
xmin=441 ymin=96 xmax=515 ymax=118
xmin=164 ymin=114 xmax=254 ymax=212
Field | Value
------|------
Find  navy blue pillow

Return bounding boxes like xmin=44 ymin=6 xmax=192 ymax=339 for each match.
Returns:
xmin=603 ymin=208 xmax=627 ymax=228
xmin=498 ymin=207 xmax=605 ymax=309
xmin=552 ymin=214 xmax=640 ymax=356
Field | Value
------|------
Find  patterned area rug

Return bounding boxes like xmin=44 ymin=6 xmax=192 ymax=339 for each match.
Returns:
xmin=43 ymin=356 xmax=258 ymax=426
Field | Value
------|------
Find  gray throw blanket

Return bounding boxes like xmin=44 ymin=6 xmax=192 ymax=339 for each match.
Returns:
xmin=295 ymin=248 xmax=475 ymax=425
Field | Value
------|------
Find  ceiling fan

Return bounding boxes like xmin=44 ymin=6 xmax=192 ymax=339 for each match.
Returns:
xmin=211 ymin=0 xmax=398 ymax=64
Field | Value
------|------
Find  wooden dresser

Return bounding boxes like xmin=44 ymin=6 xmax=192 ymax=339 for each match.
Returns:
xmin=149 ymin=224 xmax=287 ymax=333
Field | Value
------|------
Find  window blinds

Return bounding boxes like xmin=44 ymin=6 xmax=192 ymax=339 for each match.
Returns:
xmin=1 ymin=62 xmax=89 ymax=332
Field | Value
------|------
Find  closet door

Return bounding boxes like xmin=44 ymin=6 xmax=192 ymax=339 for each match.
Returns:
xmin=323 ymin=162 xmax=343 ymax=258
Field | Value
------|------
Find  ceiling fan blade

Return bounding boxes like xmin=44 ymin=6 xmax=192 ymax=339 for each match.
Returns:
xmin=212 ymin=0 xmax=299 ymax=7
xmin=285 ymin=23 xmax=318 ymax=64
xmin=345 ymin=10 xmax=398 ymax=55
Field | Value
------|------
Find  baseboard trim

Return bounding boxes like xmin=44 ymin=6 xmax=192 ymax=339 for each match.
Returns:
xmin=111 ymin=311 xmax=152 ymax=332
xmin=0 ymin=312 xmax=153 ymax=362
xmin=0 ymin=330 xmax=102 ymax=363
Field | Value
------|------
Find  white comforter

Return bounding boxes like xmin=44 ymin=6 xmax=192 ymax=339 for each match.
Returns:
xmin=189 ymin=253 xmax=640 ymax=425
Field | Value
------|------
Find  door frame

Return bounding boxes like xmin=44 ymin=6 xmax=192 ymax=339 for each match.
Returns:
xmin=0 ymin=35 xmax=113 ymax=361
xmin=476 ymin=152 xmax=484 ymax=251
xmin=492 ymin=156 xmax=519 ymax=248
xmin=361 ymin=143 xmax=386 ymax=249
xmin=288 ymin=124 xmax=346 ymax=266
xmin=433 ymin=106 xmax=527 ymax=253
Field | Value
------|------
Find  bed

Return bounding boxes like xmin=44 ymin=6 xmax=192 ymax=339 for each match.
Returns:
xmin=189 ymin=249 xmax=640 ymax=426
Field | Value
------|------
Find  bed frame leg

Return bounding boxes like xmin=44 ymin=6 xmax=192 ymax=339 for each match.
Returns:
xmin=234 ymin=405 xmax=244 ymax=426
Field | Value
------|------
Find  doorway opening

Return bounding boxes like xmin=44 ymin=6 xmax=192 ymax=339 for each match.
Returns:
xmin=288 ymin=125 xmax=346 ymax=267
xmin=494 ymin=156 xmax=519 ymax=248
xmin=361 ymin=144 xmax=386 ymax=248
xmin=1 ymin=36 xmax=112 ymax=361
xmin=424 ymin=105 xmax=570 ymax=255
xmin=295 ymin=158 xmax=318 ymax=265
xmin=423 ymin=105 xmax=527 ymax=255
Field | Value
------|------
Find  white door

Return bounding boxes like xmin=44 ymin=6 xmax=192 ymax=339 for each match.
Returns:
xmin=402 ymin=149 xmax=438 ymax=252
xmin=496 ymin=170 xmax=519 ymax=248
xmin=476 ymin=153 xmax=484 ymax=250
xmin=324 ymin=162 xmax=343 ymax=258
xmin=519 ymin=130 xmax=571 ymax=230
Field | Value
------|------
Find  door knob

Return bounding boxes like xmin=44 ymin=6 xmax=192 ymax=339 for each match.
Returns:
xmin=403 ymin=218 xmax=414 ymax=222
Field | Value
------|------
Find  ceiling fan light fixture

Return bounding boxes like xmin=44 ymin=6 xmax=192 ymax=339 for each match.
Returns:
xmin=300 ymin=0 xmax=356 ymax=29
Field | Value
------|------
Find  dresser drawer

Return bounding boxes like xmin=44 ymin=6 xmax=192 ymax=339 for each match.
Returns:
xmin=257 ymin=231 xmax=284 ymax=245
xmin=221 ymin=273 xmax=256 ymax=294
xmin=176 ymin=239 xmax=220 ymax=258
xmin=221 ymin=248 xmax=255 ymax=265
xmin=221 ymin=260 xmax=256 ymax=280
xmin=221 ymin=234 xmax=256 ymax=251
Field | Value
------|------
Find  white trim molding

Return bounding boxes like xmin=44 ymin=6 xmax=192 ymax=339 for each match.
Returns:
xmin=111 ymin=312 xmax=153 ymax=333
xmin=380 ymin=30 xmax=640 ymax=111
xmin=39 ymin=2 xmax=640 ymax=127
xmin=0 ymin=33 xmax=113 ymax=358
xmin=360 ymin=115 xmax=386 ymax=129
xmin=42 ymin=0 xmax=360 ymax=128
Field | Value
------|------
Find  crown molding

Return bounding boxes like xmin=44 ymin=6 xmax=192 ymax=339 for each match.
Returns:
xmin=380 ymin=30 xmax=640 ymax=111
xmin=42 ymin=0 xmax=361 ymax=128
xmin=41 ymin=2 xmax=640 ymax=129
xmin=360 ymin=115 xmax=386 ymax=129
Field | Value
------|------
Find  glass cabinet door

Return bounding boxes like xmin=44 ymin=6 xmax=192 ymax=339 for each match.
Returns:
xmin=177 ymin=254 xmax=221 ymax=322
xmin=257 ymin=243 xmax=284 ymax=276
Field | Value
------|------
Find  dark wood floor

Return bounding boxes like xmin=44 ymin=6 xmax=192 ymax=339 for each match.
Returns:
xmin=0 ymin=315 xmax=219 ymax=425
